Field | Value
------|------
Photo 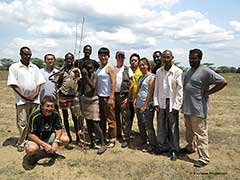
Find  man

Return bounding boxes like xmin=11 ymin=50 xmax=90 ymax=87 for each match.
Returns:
xmin=153 ymin=50 xmax=183 ymax=160
xmin=152 ymin=51 xmax=162 ymax=74
xmin=114 ymin=51 xmax=134 ymax=148
xmin=96 ymin=47 xmax=117 ymax=148
xmin=40 ymin=53 xmax=59 ymax=110
xmin=25 ymin=95 xmax=69 ymax=165
xmin=129 ymin=53 xmax=142 ymax=134
xmin=7 ymin=46 xmax=45 ymax=152
xmin=74 ymin=45 xmax=99 ymax=71
xmin=181 ymin=49 xmax=227 ymax=167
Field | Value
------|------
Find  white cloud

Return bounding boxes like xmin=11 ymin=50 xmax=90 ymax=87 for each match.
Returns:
xmin=230 ymin=20 xmax=240 ymax=32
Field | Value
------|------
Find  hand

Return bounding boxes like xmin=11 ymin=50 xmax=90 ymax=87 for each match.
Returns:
xmin=108 ymin=97 xmax=114 ymax=107
xmin=154 ymin=106 xmax=160 ymax=112
xmin=121 ymin=98 xmax=128 ymax=109
xmin=81 ymin=68 xmax=88 ymax=76
xmin=140 ymin=106 xmax=146 ymax=113
xmin=51 ymin=142 xmax=58 ymax=153
xmin=43 ymin=143 xmax=52 ymax=153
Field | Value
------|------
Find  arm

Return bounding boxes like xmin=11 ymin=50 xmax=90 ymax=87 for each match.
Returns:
xmin=28 ymin=133 xmax=52 ymax=153
xmin=153 ymin=73 xmax=160 ymax=111
xmin=107 ymin=65 xmax=116 ymax=106
xmin=207 ymin=79 xmax=227 ymax=96
xmin=173 ymin=71 xmax=183 ymax=111
xmin=140 ymin=75 xmax=155 ymax=113
xmin=51 ymin=129 xmax=63 ymax=153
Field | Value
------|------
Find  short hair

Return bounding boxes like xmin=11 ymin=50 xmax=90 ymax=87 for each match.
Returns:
xmin=41 ymin=95 xmax=55 ymax=105
xmin=98 ymin=47 xmax=110 ymax=56
xmin=84 ymin=45 xmax=92 ymax=50
xmin=20 ymin=46 xmax=30 ymax=53
xmin=65 ymin=52 xmax=74 ymax=59
xmin=189 ymin=49 xmax=203 ymax=60
xmin=139 ymin=57 xmax=151 ymax=71
xmin=129 ymin=53 xmax=140 ymax=61
xmin=153 ymin=51 xmax=162 ymax=56
xmin=44 ymin=53 xmax=56 ymax=60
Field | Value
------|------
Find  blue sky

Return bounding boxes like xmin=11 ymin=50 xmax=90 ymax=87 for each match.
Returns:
xmin=0 ymin=0 xmax=240 ymax=67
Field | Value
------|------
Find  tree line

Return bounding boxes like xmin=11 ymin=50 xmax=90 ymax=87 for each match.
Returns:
xmin=0 ymin=58 xmax=240 ymax=73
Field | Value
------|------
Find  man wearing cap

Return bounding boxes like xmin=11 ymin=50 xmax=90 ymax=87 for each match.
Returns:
xmin=114 ymin=51 xmax=134 ymax=148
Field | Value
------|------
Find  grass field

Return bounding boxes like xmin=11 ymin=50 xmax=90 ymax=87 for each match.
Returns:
xmin=0 ymin=70 xmax=239 ymax=180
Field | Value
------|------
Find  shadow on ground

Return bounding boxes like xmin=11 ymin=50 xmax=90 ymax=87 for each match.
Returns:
xmin=2 ymin=137 xmax=18 ymax=147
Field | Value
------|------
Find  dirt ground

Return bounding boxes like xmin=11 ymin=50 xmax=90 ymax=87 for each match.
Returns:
xmin=0 ymin=71 xmax=239 ymax=180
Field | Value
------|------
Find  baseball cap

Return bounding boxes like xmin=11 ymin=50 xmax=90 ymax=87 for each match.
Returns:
xmin=116 ymin=51 xmax=125 ymax=58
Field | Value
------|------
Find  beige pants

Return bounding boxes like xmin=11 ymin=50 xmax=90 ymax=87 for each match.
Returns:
xmin=184 ymin=115 xmax=209 ymax=164
xmin=16 ymin=103 xmax=39 ymax=144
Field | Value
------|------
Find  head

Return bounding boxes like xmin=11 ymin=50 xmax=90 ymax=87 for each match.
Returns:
xmin=98 ymin=47 xmax=110 ymax=66
xmin=153 ymin=51 xmax=162 ymax=65
xmin=189 ymin=49 xmax=202 ymax=69
xmin=115 ymin=51 xmax=125 ymax=67
xmin=139 ymin=57 xmax=151 ymax=74
xmin=41 ymin=95 xmax=55 ymax=116
xmin=64 ymin=52 xmax=74 ymax=68
xmin=84 ymin=61 xmax=95 ymax=74
xmin=44 ymin=53 xmax=56 ymax=70
xmin=20 ymin=46 xmax=32 ymax=65
xmin=83 ymin=45 xmax=92 ymax=58
xmin=162 ymin=50 xmax=174 ymax=70
xmin=129 ymin=53 xmax=140 ymax=69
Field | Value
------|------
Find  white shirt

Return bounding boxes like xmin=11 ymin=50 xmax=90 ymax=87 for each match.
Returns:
xmin=7 ymin=61 xmax=46 ymax=106
xmin=115 ymin=66 xmax=134 ymax=92
xmin=153 ymin=64 xmax=183 ymax=112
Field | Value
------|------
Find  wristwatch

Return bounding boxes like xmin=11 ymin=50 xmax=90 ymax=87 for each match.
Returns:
xmin=54 ymin=138 xmax=60 ymax=143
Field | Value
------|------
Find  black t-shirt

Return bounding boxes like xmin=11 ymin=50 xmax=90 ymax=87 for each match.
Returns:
xmin=28 ymin=109 xmax=62 ymax=141
xmin=74 ymin=58 xmax=99 ymax=71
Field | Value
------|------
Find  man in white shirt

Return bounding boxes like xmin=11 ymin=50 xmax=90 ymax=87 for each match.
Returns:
xmin=7 ymin=46 xmax=46 ymax=152
xmin=114 ymin=51 xmax=134 ymax=148
xmin=153 ymin=50 xmax=183 ymax=160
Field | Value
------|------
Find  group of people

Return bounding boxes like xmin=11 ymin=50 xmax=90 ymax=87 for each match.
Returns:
xmin=7 ymin=45 xmax=227 ymax=168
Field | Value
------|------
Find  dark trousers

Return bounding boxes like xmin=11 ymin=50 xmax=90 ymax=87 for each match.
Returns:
xmin=156 ymin=99 xmax=180 ymax=152
xmin=129 ymin=101 xmax=135 ymax=132
xmin=115 ymin=93 xmax=130 ymax=142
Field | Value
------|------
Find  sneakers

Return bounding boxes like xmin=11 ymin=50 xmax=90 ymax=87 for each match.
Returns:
xmin=16 ymin=143 xmax=25 ymax=152
xmin=194 ymin=160 xmax=208 ymax=167
xmin=170 ymin=152 xmax=177 ymax=161
xmin=107 ymin=141 xmax=116 ymax=148
xmin=121 ymin=141 xmax=129 ymax=148
xmin=97 ymin=145 xmax=107 ymax=155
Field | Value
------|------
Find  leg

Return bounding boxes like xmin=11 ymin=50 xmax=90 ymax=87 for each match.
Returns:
xmin=184 ymin=115 xmax=196 ymax=152
xmin=93 ymin=121 xmax=105 ymax=146
xmin=25 ymin=141 xmax=40 ymax=156
xmin=156 ymin=109 xmax=168 ymax=151
xmin=62 ymin=109 xmax=72 ymax=142
xmin=59 ymin=132 xmax=70 ymax=146
xmin=115 ymin=94 xmax=122 ymax=139
xmin=86 ymin=120 xmax=95 ymax=146
xmin=191 ymin=116 xmax=209 ymax=164
xmin=99 ymin=97 xmax=107 ymax=140
xmin=128 ymin=101 xmax=135 ymax=133
xmin=70 ymin=109 xmax=80 ymax=142
xmin=145 ymin=109 xmax=157 ymax=149
xmin=136 ymin=109 xmax=147 ymax=144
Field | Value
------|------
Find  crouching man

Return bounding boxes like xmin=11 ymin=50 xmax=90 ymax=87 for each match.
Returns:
xmin=25 ymin=95 xmax=69 ymax=163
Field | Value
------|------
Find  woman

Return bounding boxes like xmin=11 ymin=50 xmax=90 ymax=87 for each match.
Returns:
xmin=57 ymin=53 xmax=81 ymax=144
xmin=135 ymin=58 xmax=157 ymax=152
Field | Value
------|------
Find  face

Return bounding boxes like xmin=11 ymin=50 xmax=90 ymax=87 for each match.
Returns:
xmin=83 ymin=46 xmax=92 ymax=57
xmin=130 ymin=56 xmax=139 ymax=69
xmin=98 ymin=53 xmax=109 ymax=66
xmin=162 ymin=51 xmax=173 ymax=68
xmin=86 ymin=63 xmax=94 ymax=74
xmin=189 ymin=53 xmax=201 ymax=69
xmin=116 ymin=55 xmax=124 ymax=67
xmin=65 ymin=54 xmax=74 ymax=67
xmin=153 ymin=52 xmax=161 ymax=65
xmin=20 ymin=48 xmax=32 ymax=63
xmin=139 ymin=60 xmax=149 ymax=74
xmin=44 ymin=55 xmax=55 ymax=69
xmin=41 ymin=101 xmax=55 ymax=116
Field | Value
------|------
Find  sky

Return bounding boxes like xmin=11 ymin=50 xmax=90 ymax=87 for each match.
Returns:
xmin=0 ymin=0 xmax=240 ymax=67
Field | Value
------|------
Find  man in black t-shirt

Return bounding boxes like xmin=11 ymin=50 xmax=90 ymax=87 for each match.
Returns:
xmin=25 ymin=95 xmax=69 ymax=158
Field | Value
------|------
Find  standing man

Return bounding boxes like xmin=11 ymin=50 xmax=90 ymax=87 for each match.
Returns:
xmin=74 ymin=45 xmax=99 ymax=71
xmin=129 ymin=53 xmax=142 ymax=134
xmin=152 ymin=51 xmax=162 ymax=74
xmin=114 ymin=51 xmax=134 ymax=148
xmin=7 ymin=46 xmax=45 ymax=152
xmin=181 ymin=49 xmax=227 ymax=167
xmin=96 ymin=47 xmax=117 ymax=148
xmin=153 ymin=50 xmax=183 ymax=160
xmin=40 ymin=53 xmax=59 ymax=110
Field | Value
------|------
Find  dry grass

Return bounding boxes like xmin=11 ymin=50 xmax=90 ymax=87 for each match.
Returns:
xmin=0 ymin=70 xmax=239 ymax=180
